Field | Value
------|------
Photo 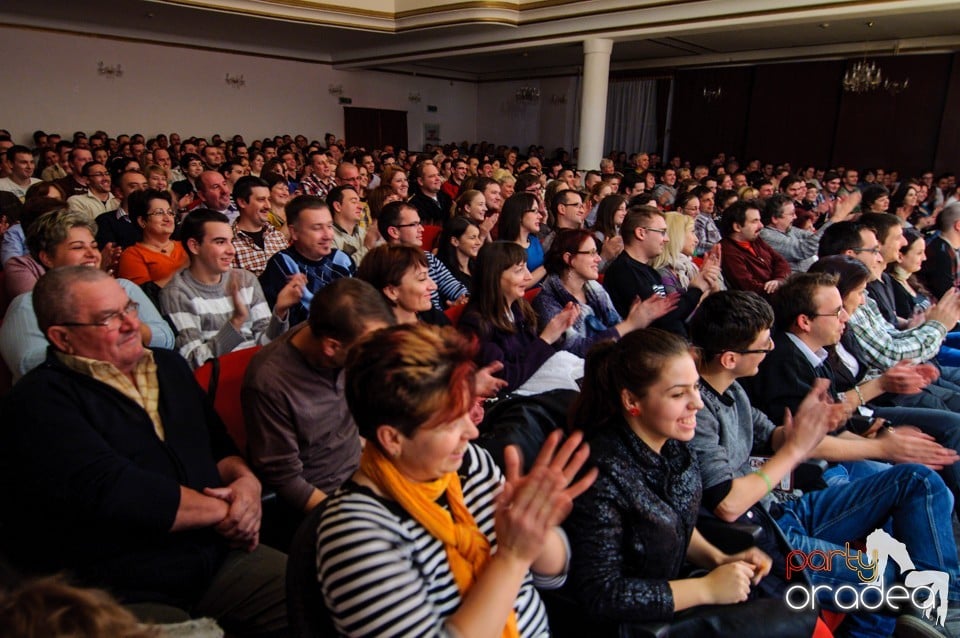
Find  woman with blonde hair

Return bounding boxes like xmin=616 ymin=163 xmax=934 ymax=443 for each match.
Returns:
xmin=653 ymin=212 xmax=723 ymax=296
xmin=496 ymin=170 xmax=517 ymax=199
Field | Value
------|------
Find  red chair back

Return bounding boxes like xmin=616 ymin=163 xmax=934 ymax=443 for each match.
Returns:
xmin=421 ymin=225 xmax=442 ymax=252
xmin=444 ymin=303 xmax=466 ymax=326
xmin=194 ymin=345 xmax=263 ymax=455
xmin=523 ymin=288 xmax=541 ymax=302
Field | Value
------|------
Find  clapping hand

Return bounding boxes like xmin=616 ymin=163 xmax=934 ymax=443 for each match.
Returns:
xmin=494 ymin=430 xmax=597 ymax=565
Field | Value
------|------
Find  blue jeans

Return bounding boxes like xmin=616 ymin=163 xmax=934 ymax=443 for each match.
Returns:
xmin=874 ymin=405 xmax=960 ymax=508
xmin=775 ymin=464 xmax=960 ymax=638
xmin=939 ymin=333 xmax=960 ymax=366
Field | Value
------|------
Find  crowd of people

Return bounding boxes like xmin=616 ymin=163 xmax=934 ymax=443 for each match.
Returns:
xmin=2 ymin=126 xmax=960 ymax=637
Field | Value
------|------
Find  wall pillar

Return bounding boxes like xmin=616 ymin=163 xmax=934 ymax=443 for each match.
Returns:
xmin=576 ymin=38 xmax=613 ymax=171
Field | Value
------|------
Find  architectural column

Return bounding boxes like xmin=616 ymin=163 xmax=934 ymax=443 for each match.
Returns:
xmin=577 ymin=38 xmax=613 ymax=171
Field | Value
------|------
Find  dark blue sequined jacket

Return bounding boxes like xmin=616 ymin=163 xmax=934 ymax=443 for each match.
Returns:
xmin=564 ymin=421 xmax=701 ymax=624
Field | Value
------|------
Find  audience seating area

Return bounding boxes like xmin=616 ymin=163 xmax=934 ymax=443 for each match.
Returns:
xmin=2 ymin=125 xmax=960 ymax=636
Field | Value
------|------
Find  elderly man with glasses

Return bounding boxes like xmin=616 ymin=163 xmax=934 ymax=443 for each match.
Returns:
xmin=0 ymin=266 xmax=288 ymax=635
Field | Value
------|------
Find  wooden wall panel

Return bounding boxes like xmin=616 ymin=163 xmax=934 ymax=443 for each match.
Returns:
xmin=670 ymin=66 xmax=754 ymax=165
xmin=743 ymin=60 xmax=844 ymax=170
xmin=934 ymin=53 xmax=960 ymax=174
xmin=833 ymin=54 xmax=951 ymax=176
xmin=670 ymin=54 xmax=955 ymax=178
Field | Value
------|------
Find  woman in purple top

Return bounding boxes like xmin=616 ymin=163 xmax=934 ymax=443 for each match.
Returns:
xmin=458 ymin=241 xmax=577 ymax=394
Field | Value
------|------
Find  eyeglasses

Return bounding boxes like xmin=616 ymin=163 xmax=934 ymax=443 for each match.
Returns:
xmin=575 ymin=249 xmax=599 ymax=256
xmin=643 ymin=227 xmax=669 ymax=236
xmin=728 ymin=338 xmax=774 ymax=355
xmin=394 ymin=221 xmax=423 ymax=229
xmin=809 ymin=307 xmax=846 ymax=319
xmin=147 ymin=209 xmax=175 ymax=217
xmin=525 ymin=208 xmax=540 ymax=214
xmin=55 ymin=300 xmax=140 ymax=331
xmin=852 ymin=247 xmax=882 ymax=255
xmin=560 ymin=202 xmax=582 ymax=208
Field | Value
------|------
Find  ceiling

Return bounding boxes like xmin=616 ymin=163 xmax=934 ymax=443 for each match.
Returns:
xmin=3 ymin=0 xmax=960 ymax=81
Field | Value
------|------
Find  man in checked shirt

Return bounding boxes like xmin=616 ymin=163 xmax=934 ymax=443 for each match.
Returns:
xmin=231 ymin=175 xmax=288 ymax=277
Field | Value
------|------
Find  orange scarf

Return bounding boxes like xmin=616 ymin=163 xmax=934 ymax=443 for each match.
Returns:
xmin=360 ymin=445 xmax=520 ymax=638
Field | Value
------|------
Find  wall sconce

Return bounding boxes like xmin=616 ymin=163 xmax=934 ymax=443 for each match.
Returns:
xmin=884 ymin=78 xmax=910 ymax=95
xmin=225 ymin=73 xmax=246 ymax=89
xmin=408 ymin=91 xmax=422 ymax=103
xmin=328 ymin=84 xmax=344 ymax=96
xmin=550 ymin=94 xmax=567 ymax=105
xmin=702 ymin=87 xmax=722 ymax=102
xmin=515 ymin=87 xmax=540 ymax=103
xmin=97 ymin=61 xmax=123 ymax=79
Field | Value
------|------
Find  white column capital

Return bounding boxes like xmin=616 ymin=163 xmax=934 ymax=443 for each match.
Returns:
xmin=583 ymin=38 xmax=613 ymax=56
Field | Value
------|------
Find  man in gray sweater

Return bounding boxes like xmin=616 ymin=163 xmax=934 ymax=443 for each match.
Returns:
xmin=159 ymin=209 xmax=304 ymax=369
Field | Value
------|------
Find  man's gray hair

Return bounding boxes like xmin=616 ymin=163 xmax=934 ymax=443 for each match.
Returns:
xmin=940 ymin=202 xmax=960 ymax=233
xmin=34 ymin=266 xmax=111 ymax=334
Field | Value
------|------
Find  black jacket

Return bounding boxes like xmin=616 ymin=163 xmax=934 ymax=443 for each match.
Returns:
xmin=0 ymin=348 xmax=237 ymax=606
xmin=565 ymin=421 xmax=701 ymax=625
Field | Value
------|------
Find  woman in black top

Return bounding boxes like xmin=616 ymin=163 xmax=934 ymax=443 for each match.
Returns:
xmin=564 ymin=329 xmax=816 ymax=636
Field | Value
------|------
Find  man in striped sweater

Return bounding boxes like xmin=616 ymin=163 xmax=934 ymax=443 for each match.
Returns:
xmin=160 ymin=208 xmax=305 ymax=369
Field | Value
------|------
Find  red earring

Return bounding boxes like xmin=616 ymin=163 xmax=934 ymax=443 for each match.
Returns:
xmin=627 ymin=407 xmax=640 ymax=417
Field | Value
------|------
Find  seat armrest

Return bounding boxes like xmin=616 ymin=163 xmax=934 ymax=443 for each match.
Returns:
xmin=696 ymin=516 xmax=762 ymax=554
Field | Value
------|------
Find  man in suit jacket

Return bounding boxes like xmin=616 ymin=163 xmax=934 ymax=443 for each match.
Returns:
xmin=741 ymin=271 xmax=960 ymax=497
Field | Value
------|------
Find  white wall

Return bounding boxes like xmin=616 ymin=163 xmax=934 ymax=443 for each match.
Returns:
xmin=0 ymin=25 xmax=478 ymax=150
xmin=476 ymin=76 xmax=580 ymax=153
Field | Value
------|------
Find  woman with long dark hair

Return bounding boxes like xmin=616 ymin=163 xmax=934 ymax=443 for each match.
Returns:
xmin=436 ymin=216 xmax=482 ymax=293
xmin=499 ymin=193 xmax=546 ymax=287
xmin=458 ymin=241 xmax=578 ymax=393
xmin=564 ymin=329 xmax=817 ymax=636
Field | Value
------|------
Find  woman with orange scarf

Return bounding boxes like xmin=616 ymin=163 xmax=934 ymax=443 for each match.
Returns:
xmin=317 ymin=324 xmax=595 ymax=637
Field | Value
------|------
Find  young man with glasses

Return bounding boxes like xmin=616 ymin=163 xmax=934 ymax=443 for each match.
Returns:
xmin=818 ymin=221 xmax=960 ymax=412
xmin=692 ymin=290 xmax=960 ymax=638
xmin=541 ymin=189 xmax=586 ymax=252
xmin=66 ymin=161 xmax=118 ymax=222
xmin=741 ymin=271 xmax=960 ymax=495
xmin=603 ymin=204 xmax=720 ymax=336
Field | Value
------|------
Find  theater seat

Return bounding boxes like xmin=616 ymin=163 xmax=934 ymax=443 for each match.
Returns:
xmin=286 ymin=501 xmax=337 ymax=638
xmin=193 ymin=345 xmax=263 ymax=455
xmin=524 ymin=287 xmax=541 ymax=302
xmin=421 ymin=224 xmax=442 ymax=252
xmin=444 ymin=303 xmax=466 ymax=326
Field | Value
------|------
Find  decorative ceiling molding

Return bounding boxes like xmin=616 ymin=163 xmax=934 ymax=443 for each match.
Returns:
xmin=2 ymin=0 xmax=958 ymax=82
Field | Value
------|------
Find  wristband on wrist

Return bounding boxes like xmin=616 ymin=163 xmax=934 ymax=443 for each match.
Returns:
xmin=755 ymin=469 xmax=773 ymax=494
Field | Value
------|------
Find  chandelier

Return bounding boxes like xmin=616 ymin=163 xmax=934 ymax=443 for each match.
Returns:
xmin=843 ymin=60 xmax=882 ymax=93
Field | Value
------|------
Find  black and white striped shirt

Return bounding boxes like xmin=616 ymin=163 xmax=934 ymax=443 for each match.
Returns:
xmin=316 ymin=444 xmax=562 ymax=637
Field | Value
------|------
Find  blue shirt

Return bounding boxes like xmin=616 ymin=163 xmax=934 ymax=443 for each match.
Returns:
xmin=527 ymin=235 xmax=545 ymax=272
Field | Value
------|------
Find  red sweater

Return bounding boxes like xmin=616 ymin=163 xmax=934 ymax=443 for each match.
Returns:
xmin=719 ymin=236 xmax=790 ymax=295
